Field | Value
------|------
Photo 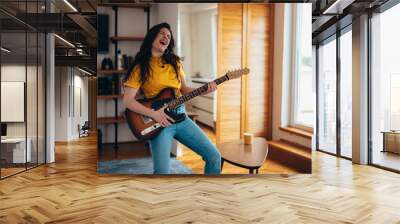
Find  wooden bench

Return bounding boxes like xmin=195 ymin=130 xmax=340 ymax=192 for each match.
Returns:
xmin=267 ymin=140 xmax=312 ymax=173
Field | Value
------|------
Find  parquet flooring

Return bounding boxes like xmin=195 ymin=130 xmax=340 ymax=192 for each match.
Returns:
xmin=177 ymin=125 xmax=297 ymax=174
xmin=1 ymin=167 xmax=26 ymax=178
xmin=1 ymin=135 xmax=400 ymax=223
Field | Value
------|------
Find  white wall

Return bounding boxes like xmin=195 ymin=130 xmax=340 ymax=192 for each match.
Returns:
xmin=178 ymin=4 xmax=217 ymax=79
xmin=191 ymin=9 xmax=217 ymax=78
xmin=55 ymin=67 xmax=69 ymax=141
xmin=55 ymin=67 xmax=89 ymax=141
xmin=155 ymin=4 xmax=179 ymax=48
xmin=179 ymin=12 xmax=193 ymax=76
xmin=72 ymin=73 xmax=89 ymax=138
xmin=272 ymin=4 xmax=313 ymax=148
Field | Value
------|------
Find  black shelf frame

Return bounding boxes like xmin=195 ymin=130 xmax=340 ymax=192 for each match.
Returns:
xmin=109 ymin=5 xmax=150 ymax=155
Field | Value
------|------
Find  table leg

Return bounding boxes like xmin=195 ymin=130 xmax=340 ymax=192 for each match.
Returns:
xmin=256 ymin=169 xmax=259 ymax=174
xmin=221 ymin=158 xmax=224 ymax=170
xmin=249 ymin=168 xmax=254 ymax=174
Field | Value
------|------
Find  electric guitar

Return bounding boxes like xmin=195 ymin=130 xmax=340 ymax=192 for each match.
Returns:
xmin=125 ymin=68 xmax=250 ymax=141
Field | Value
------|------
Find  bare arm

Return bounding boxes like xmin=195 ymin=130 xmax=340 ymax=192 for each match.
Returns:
xmin=123 ymin=87 xmax=155 ymax=117
xmin=180 ymin=78 xmax=195 ymax=95
xmin=123 ymin=87 xmax=174 ymax=126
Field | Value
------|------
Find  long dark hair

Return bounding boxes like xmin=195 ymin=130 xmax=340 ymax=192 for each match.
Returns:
xmin=125 ymin=23 xmax=180 ymax=84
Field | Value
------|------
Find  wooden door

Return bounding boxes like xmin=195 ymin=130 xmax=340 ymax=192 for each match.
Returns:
xmin=245 ymin=4 xmax=273 ymax=139
xmin=216 ymin=3 xmax=243 ymax=144
xmin=216 ymin=3 xmax=273 ymax=144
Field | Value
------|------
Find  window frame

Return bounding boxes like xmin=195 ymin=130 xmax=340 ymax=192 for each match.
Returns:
xmin=290 ymin=4 xmax=314 ymax=132
xmin=316 ymin=35 xmax=338 ymax=155
xmin=369 ymin=1 xmax=400 ymax=172
xmin=315 ymin=22 xmax=353 ymax=160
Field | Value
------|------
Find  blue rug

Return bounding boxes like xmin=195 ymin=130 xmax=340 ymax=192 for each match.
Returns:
xmin=97 ymin=157 xmax=193 ymax=174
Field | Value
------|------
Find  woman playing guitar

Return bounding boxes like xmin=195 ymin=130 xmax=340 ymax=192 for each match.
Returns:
xmin=123 ymin=23 xmax=221 ymax=174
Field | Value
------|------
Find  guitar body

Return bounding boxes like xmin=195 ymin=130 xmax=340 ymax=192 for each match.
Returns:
xmin=125 ymin=88 xmax=186 ymax=141
xmin=125 ymin=68 xmax=250 ymax=141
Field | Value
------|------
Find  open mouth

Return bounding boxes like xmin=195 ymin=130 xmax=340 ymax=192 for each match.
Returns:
xmin=160 ymin=39 xmax=168 ymax=46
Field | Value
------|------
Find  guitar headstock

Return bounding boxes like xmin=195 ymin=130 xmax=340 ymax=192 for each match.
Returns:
xmin=226 ymin=68 xmax=250 ymax=80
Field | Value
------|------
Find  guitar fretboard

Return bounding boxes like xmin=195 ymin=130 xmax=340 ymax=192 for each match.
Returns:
xmin=167 ymin=75 xmax=229 ymax=109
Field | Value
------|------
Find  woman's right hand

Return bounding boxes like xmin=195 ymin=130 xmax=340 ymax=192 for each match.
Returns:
xmin=150 ymin=105 xmax=175 ymax=127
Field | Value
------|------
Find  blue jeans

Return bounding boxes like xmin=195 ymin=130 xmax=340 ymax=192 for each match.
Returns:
xmin=149 ymin=106 xmax=221 ymax=175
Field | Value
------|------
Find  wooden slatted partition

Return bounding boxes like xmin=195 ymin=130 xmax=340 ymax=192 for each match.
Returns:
xmin=216 ymin=3 xmax=243 ymax=144
xmin=245 ymin=4 xmax=273 ymax=139
xmin=216 ymin=3 xmax=274 ymax=144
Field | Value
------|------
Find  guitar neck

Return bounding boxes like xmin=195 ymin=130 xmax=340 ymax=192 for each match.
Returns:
xmin=167 ymin=75 xmax=230 ymax=109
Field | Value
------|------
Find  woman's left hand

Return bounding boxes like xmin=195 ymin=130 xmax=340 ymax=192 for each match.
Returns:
xmin=204 ymin=82 xmax=217 ymax=95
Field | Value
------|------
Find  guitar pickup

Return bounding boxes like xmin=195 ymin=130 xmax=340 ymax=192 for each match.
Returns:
xmin=141 ymin=115 xmax=153 ymax=124
xmin=141 ymin=123 xmax=162 ymax=135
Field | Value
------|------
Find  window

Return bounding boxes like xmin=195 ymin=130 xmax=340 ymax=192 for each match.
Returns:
xmin=371 ymin=3 xmax=400 ymax=171
xmin=340 ymin=29 xmax=352 ymax=158
xmin=316 ymin=27 xmax=352 ymax=158
xmin=0 ymin=1 xmax=47 ymax=179
xmin=390 ymin=74 xmax=400 ymax=130
xmin=318 ymin=37 xmax=337 ymax=154
xmin=292 ymin=4 xmax=314 ymax=129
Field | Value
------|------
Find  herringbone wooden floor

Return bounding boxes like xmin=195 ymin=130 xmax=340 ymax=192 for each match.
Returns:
xmin=1 ymin=135 xmax=400 ymax=223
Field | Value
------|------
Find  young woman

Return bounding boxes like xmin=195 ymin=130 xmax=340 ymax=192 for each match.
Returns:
xmin=123 ymin=23 xmax=221 ymax=175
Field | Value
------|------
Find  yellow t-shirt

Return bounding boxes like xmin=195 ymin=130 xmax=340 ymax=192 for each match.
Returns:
xmin=124 ymin=57 xmax=185 ymax=98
